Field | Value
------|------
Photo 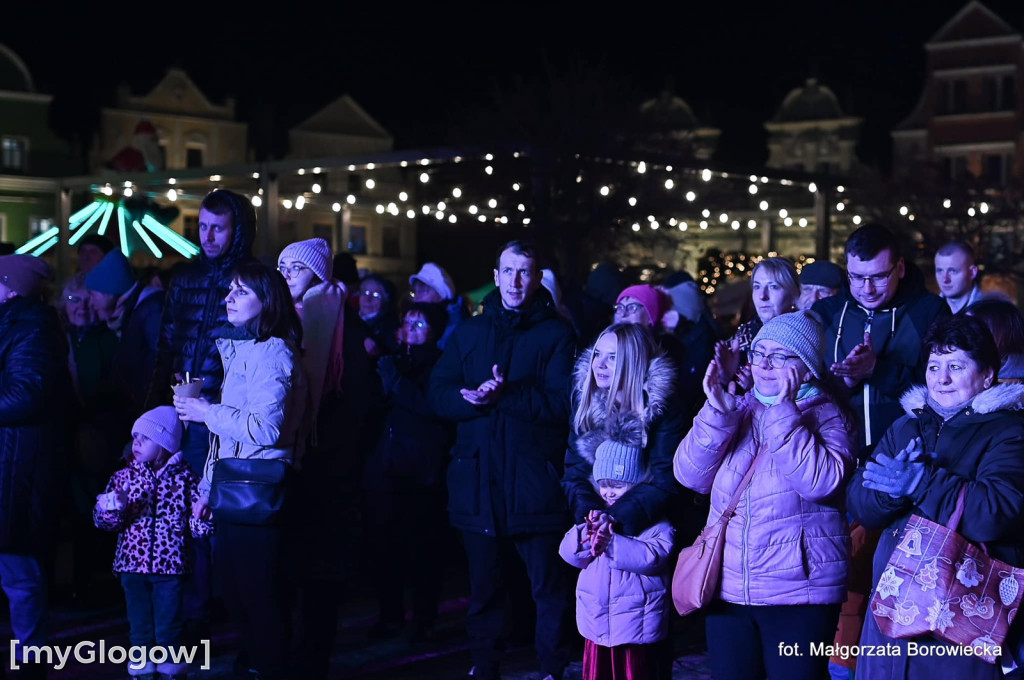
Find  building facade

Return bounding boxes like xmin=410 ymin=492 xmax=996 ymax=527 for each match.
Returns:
xmin=892 ymin=1 xmax=1024 ymax=183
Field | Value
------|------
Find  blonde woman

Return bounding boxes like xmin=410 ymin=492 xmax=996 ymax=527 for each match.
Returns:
xmin=717 ymin=256 xmax=800 ymax=389
xmin=562 ymin=322 xmax=687 ymax=547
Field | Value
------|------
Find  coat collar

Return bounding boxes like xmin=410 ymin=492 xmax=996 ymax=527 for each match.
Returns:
xmin=899 ymin=382 xmax=1024 ymax=418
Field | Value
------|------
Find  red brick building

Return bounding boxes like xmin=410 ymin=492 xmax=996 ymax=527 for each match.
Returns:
xmin=892 ymin=1 xmax=1024 ymax=184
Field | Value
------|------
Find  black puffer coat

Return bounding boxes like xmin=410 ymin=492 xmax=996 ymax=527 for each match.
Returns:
xmin=431 ymin=289 xmax=575 ymax=536
xmin=0 ymin=297 xmax=72 ymax=554
xmin=145 ymin=212 xmax=255 ymax=407
xmin=848 ymin=383 xmax=1024 ymax=680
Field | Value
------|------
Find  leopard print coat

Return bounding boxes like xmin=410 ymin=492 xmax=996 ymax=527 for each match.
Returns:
xmin=93 ymin=453 xmax=213 ymax=575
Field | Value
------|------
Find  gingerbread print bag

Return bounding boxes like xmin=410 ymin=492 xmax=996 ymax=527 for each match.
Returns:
xmin=870 ymin=487 xmax=1024 ymax=663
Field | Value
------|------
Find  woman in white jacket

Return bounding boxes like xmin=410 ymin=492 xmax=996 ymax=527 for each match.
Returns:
xmin=175 ymin=261 xmax=306 ymax=680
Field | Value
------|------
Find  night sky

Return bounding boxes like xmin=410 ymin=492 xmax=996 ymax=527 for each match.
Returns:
xmin=4 ymin=1 xmax=1023 ymax=170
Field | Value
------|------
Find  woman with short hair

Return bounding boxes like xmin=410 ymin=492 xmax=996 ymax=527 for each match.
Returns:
xmin=848 ymin=314 xmax=1024 ymax=680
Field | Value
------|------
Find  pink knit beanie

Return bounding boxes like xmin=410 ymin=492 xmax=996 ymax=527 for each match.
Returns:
xmin=616 ymin=285 xmax=665 ymax=327
xmin=279 ymin=238 xmax=332 ymax=283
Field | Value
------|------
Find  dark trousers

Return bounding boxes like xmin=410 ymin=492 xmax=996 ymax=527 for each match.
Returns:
xmin=121 ymin=573 xmax=185 ymax=649
xmin=181 ymin=423 xmax=213 ymax=624
xmin=461 ymin=529 xmax=572 ymax=679
xmin=705 ymin=600 xmax=841 ymax=680
xmin=216 ymin=522 xmax=290 ymax=680
xmin=365 ymin=481 xmax=446 ymax=627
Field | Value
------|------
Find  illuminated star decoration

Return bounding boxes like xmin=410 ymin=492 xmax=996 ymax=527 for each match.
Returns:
xmin=17 ymin=195 xmax=196 ymax=259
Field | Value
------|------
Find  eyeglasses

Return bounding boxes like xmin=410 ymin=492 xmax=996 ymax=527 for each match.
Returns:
xmin=847 ymin=263 xmax=897 ymax=288
xmin=66 ymin=295 xmax=85 ymax=304
xmin=278 ymin=264 xmax=310 ymax=276
xmin=404 ymin=320 xmax=428 ymax=330
xmin=360 ymin=290 xmax=385 ymax=300
xmin=747 ymin=349 xmax=801 ymax=368
xmin=613 ymin=303 xmax=645 ymax=316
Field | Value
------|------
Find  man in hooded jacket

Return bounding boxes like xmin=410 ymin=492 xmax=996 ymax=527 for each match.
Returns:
xmin=144 ymin=188 xmax=257 ymax=639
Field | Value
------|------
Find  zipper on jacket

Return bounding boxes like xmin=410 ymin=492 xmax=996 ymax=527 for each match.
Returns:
xmin=191 ymin=270 xmax=222 ymax=378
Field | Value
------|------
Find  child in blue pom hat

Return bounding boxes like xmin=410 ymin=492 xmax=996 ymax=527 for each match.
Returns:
xmin=558 ymin=414 xmax=675 ymax=680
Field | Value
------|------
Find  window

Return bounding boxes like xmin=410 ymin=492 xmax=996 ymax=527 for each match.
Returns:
xmin=347 ymin=174 xmax=362 ymax=195
xmin=942 ymin=156 xmax=969 ymax=181
xmin=183 ymin=215 xmax=198 ymax=244
xmin=186 ymin=147 xmax=204 ymax=168
xmin=984 ymin=154 xmax=1010 ymax=185
xmin=347 ymin=225 xmax=366 ymax=254
xmin=984 ymin=75 xmax=1016 ymax=111
xmin=2 ymin=137 xmax=26 ymax=171
xmin=940 ymin=80 xmax=967 ymax=114
xmin=312 ymin=222 xmax=332 ymax=244
xmin=29 ymin=217 xmax=52 ymax=237
xmin=1001 ymin=75 xmax=1016 ymax=111
xmin=381 ymin=225 xmax=400 ymax=258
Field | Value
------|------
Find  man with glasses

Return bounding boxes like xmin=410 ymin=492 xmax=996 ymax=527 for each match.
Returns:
xmin=812 ymin=223 xmax=948 ymax=452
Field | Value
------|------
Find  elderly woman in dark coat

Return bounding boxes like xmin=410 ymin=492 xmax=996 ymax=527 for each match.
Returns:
xmin=848 ymin=315 xmax=1024 ymax=680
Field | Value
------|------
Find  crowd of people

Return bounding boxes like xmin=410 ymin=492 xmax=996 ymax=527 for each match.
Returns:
xmin=2 ymin=187 xmax=1024 ymax=680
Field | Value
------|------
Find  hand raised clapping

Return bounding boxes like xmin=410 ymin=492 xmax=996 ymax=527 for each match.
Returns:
xmin=703 ymin=360 xmax=738 ymax=413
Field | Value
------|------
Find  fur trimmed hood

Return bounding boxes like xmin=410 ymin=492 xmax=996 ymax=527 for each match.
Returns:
xmin=900 ymin=382 xmax=1024 ymax=418
xmin=571 ymin=348 xmax=675 ymax=467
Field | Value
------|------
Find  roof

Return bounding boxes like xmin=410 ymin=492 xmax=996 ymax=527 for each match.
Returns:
xmin=928 ymin=1 xmax=1019 ymax=44
xmin=637 ymin=90 xmax=699 ymax=131
xmin=291 ymin=94 xmax=392 ymax=139
xmin=0 ymin=43 xmax=35 ymax=93
xmin=773 ymin=78 xmax=846 ymax=123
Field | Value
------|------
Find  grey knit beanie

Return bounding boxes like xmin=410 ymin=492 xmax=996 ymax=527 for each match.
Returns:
xmin=752 ymin=310 xmax=826 ymax=379
xmin=592 ymin=412 xmax=645 ymax=484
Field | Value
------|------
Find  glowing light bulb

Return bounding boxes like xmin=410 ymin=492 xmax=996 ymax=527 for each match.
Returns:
xmin=365 ymin=179 xmax=376 ymax=189
xmin=399 ymin=191 xmax=409 ymax=201
xmin=252 ymin=196 xmax=263 ymax=207
xmin=452 ymin=188 xmax=462 ymax=198
xmin=701 ymin=169 xmax=712 ymax=182
xmin=469 ymin=205 xmax=479 ymax=214
xmin=686 ymin=191 xmax=696 ymax=201
xmin=488 ymin=199 xmax=497 ymax=209
xmin=628 ymin=197 xmax=637 ymax=207
xmin=347 ymin=194 xmax=356 ymax=205
xmin=420 ymin=173 xmax=429 ymax=183
xmin=759 ymin=201 xmax=768 ymax=210
xmin=332 ymin=203 xmax=341 ymax=212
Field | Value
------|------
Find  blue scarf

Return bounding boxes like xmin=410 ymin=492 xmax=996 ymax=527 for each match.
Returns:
xmin=753 ymin=383 xmax=819 ymax=406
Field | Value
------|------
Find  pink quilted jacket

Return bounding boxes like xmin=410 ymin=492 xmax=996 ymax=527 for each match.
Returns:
xmin=674 ymin=391 xmax=855 ymax=606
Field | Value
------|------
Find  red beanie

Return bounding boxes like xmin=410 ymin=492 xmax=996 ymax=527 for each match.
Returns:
xmin=616 ymin=285 xmax=665 ymax=327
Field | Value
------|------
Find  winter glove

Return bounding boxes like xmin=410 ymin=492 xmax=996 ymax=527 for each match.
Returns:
xmin=863 ymin=437 xmax=926 ymax=499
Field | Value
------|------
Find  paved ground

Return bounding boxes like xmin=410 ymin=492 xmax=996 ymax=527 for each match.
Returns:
xmin=2 ymin=583 xmax=713 ymax=679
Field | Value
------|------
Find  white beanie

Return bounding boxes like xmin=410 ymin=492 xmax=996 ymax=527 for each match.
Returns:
xmin=409 ymin=262 xmax=455 ymax=301
xmin=279 ymin=238 xmax=332 ymax=283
